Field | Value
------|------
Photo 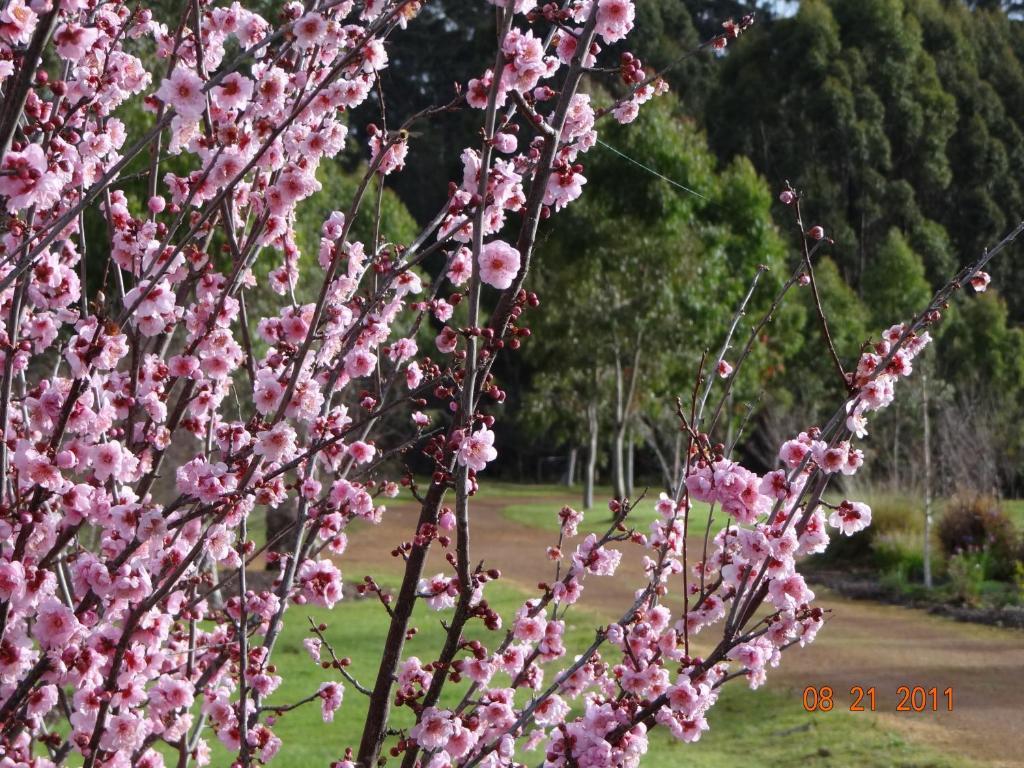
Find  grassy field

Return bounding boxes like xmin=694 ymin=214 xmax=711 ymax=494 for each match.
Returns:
xmin=1003 ymin=498 xmax=1024 ymax=530
xmin=189 ymin=573 xmax=979 ymax=768
xmin=496 ymin=484 xmax=723 ymax=537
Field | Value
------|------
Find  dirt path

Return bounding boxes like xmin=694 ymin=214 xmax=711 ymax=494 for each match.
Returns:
xmin=344 ymin=495 xmax=1024 ymax=768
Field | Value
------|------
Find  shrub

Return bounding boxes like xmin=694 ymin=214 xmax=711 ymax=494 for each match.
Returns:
xmin=937 ymin=493 xmax=1020 ymax=580
xmin=868 ymin=493 xmax=926 ymax=537
xmin=813 ymin=493 xmax=927 ymax=569
xmin=947 ymin=551 xmax=987 ymax=606
xmin=873 ymin=530 xmax=925 ymax=581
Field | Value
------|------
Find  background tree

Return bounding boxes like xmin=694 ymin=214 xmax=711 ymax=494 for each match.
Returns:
xmin=521 ymin=95 xmax=795 ymax=498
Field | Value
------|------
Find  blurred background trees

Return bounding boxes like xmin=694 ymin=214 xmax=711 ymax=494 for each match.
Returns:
xmin=104 ymin=0 xmax=1024 ymax=503
xmin=510 ymin=0 xmax=1024 ymax=502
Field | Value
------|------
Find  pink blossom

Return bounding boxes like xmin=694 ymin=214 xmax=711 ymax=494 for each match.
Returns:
xmin=213 ymin=72 xmax=253 ymax=111
xmin=406 ymin=361 xmax=423 ymax=389
xmin=596 ymin=0 xmax=635 ymax=43
xmin=438 ymin=508 xmax=456 ymax=530
xmin=304 ymin=638 xmax=322 ymax=661
xmin=970 ymin=271 xmax=991 ymax=292
xmin=347 ymin=441 xmax=376 ymax=464
xmin=54 ymin=24 xmax=99 ymax=62
xmin=494 ymin=132 xmax=517 ymax=153
xmin=33 ymin=598 xmax=81 ymax=649
xmin=0 ymin=144 xmax=60 ymax=212
xmin=500 ymin=29 xmax=548 ymax=94
xmin=456 ymin=426 xmax=497 ymax=471
xmin=716 ymin=359 xmax=733 ymax=378
xmin=294 ymin=12 xmax=327 ymax=48
xmin=778 ymin=434 xmax=811 ymax=468
xmin=254 ymin=374 xmax=284 ymax=415
xmin=513 ymin=613 xmax=547 ymax=643
xmin=369 ymin=134 xmax=408 ymax=175
xmin=447 ymin=247 xmax=472 ymax=285
xmin=0 ymin=560 xmax=25 ymax=602
xmin=479 ymin=240 xmax=521 ymax=289
xmin=254 ymin=422 xmax=297 ymax=464
xmin=544 ymin=168 xmax=586 ymax=211
xmin=410 ymin=707 xmax=454 ymax=751
xmin=466 ymin=70 xmax=493 ymax=109
xmin=156 ymin=68 xmax=207 ymax=121
xmin=418 ymin=573 xmax=457 ymax=610
xmin=573 ymin=533 xmax=622 ymax=576
xmin=90 ymin=441 xmax=125 ymax=482
xmin=100 ymin=711 xmax=148 ymax=752
xmin=436 ymin=327 xmax=459 ymax=353
xmin=319 ymin=682 xmax=344 ymax=722
xmin=345 ymin=347 xmax=377 ymax=379
xmin=552 ymin=577 xmax=582 ymax=604
xmin=768 ymin=573 xmax=814 ymax=611
xmin=124 ymin=279 xmax=177 ymax=336
xmin=298 ymin=559 xmax=344 ymax=608
xmin=829 ymin=500 xmax=872 ymax=536
xmin=26 ymin=685 xmax=58 ymax=718
xmin=0 ymin=1 xmax=37 ymax=45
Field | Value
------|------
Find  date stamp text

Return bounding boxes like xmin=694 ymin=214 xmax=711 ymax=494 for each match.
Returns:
xmin=802 ymin=685 xmax=954 ymax=712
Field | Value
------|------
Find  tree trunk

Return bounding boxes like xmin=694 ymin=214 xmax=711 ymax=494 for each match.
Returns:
xmin=612 ymin=429 xmax=626 ymax=501
xmin=264 ymin=504 xmax=296 ymax=571
xmin=625 ymin=432 xmax=635 ymax=499
xmin=610 ymin=333 xmax=643 ymax=502
xmin=206 ymin=554 xmax=224 ymax=609
xmin=639 ymin=417 xmax=673 ymax=493
xmin=564 ymin=447 xmax=577 ymax=486
xmin=672 ymin=431 xmax=682 ymax=492
xmin=584 ymin=403 xmax=598 ymax=509
xmin=611 ymin=353 xmax=626 ymax=500
xmin=922 ymin=370 xmax=933 ymax=589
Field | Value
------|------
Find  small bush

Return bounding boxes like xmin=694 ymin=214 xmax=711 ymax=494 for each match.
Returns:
xmin=947 ymin=551 xmax=986 ymax=606
xmin=936 ymin=493 xmax=1020 ymax=580
xmin=873 ymin=530 xmax=925 ymax=581
xmin=868 ymin=494 xmax=926 ymax=537
xmin=813 ymin=492 xmax=924 ymax=566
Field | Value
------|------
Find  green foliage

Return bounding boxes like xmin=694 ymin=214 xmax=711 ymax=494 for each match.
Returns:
xmin=710 ymin=0 xmax=1024 ymax=315
xmin=861 ymin=228 xmax=931 ymax=327
xmin=873 ymin=530 xmax=926 ymax=581
xmin=947 ymin=550 xmax=987 ymax=605
xmin=295 ymin=162 xmax=419 ymax=260
xmin=936 ymin=493 xmax=1020 ymax=579
xmin=938 ymin=291 xmax=1024 ymax=396
xmin=519 ymin=94 xmax=795 ymax=457
xmin=771 ymin=255 xmax=867 ymax=418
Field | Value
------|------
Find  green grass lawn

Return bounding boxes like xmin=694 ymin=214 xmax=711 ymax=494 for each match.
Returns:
xmin=204 ymin=483 xmax=1005 ymax=765
xmin=186 ymin=576 xmax=976 ymax=768
xmin=498 ymin=487 xmax=722 ymax=538
xmin=1003 ymin=499 xmax=1024 ymax=530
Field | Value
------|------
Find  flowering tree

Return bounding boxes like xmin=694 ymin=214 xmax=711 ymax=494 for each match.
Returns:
xmin=0 ymin=2 xmax=1019 ymax=768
